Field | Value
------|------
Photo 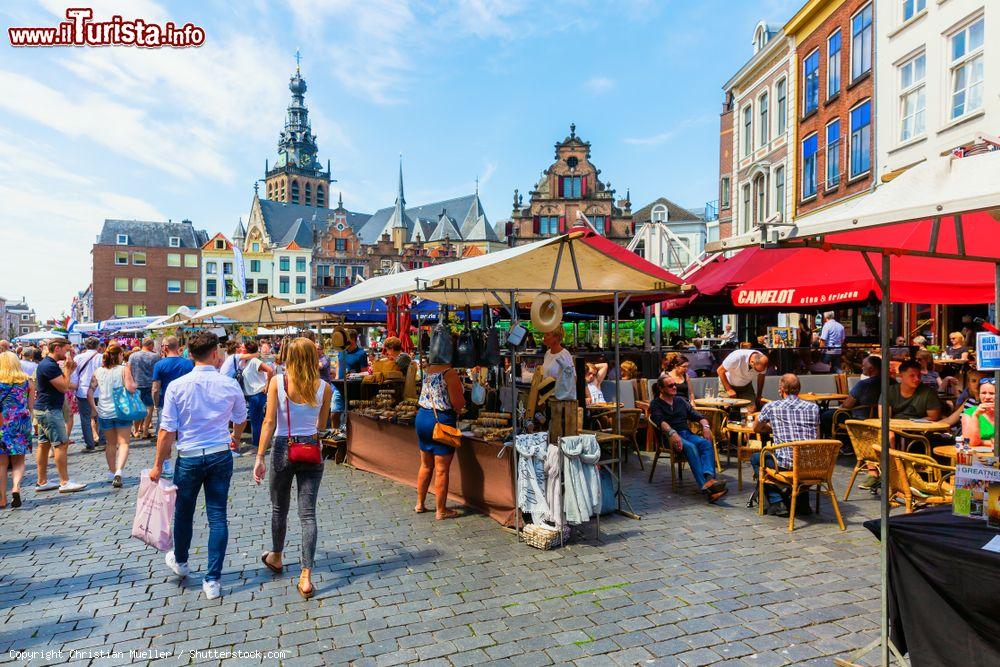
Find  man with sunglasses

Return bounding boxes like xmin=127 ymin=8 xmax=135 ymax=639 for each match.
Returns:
xmin=649 ymin=376 xmax=727 ymax=502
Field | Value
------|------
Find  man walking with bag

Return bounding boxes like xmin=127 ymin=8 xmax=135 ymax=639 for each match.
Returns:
xmin=149 ymin=331 xmax=247 ymax=600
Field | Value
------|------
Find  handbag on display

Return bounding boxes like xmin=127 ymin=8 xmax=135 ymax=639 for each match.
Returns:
xmin=429 ymin=313 xmax=454 ymax=365
xmin=454 ymin=306 xmax=478 ymax=369
xmin=284 ymin=375 xmax=322 ymax=465
xmin=113 ymin=384 xmax=147 ymax=422
xmin=431 ymin=405 xmax=462 ymax=448
xmin=480 ymin=307 xmax=501 ymax=367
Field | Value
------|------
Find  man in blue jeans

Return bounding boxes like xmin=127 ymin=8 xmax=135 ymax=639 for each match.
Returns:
xmin=150 ymin=330 xmax=247 ymax=600
xmin=649 ymin=376 xmax=728 ymax=502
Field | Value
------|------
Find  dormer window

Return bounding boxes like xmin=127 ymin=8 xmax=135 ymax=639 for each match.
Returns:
xmin=651 ymin=204 xmax=668 ymax=223
xmin=116 ymin=234 xmax=128 ymax=245
xmin=169 ymin=236 xmax=181 ymax=247
xmin=214 ymin=239 xmax=225 ymax=250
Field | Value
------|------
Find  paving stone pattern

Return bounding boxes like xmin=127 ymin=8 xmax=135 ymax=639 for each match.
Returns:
xmin=0 ymin=423 xmax=886 ymax=666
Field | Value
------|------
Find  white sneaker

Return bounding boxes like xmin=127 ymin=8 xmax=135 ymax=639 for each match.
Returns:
xmin=108 ymin=472 xmax=115 ymax=482
xmin=34 ymin=481 xmax=59 ymax=492
xmin=58 ymin=481 xmax=86 ymax=493
xmin=202 ymin=580 xmax=221 ymax=600
xmin=165 ymin=551 xmax=189 ymax=578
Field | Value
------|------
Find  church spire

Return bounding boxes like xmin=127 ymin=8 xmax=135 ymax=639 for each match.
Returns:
xmin=273 ymin=51 xmax=321 ymax=176
xmin=396 ymin=154 xmax=406 ymax=209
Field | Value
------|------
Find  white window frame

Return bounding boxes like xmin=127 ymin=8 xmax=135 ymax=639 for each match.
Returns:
xmin=742 ymin=105 xmax=753 ymax=156
xmin=166 ymin=280 xmax=181 ymax=293
xmin=754 ymin=173 xmax=767 ymax=224
xmin=849 ymin=99 xmax=873 ymax=179
xmin=206 ymin=261 xmax=217 ymax=274
xmin=184 ymin=254 xmax=198 ymax=268
xmin=898 ymin=51 xmax=926 ymax=142
xmin=183 ymin=279 xmax=198 ymax=294
xmin=773 ymin=165 xmax=785 ymax=221
xmin=803 ymin=48 xmax=820 ymax=115
xmin=114 ymin=277 xmax=129 ymax=292
xmin=758 ymin=91 xmax=769 ymax=146
xmin=901 ymin=0 xmax=926 ymax=25
xmin=166 ymin=253 xmax=181 ymax=267
xmin=741 ymin=184 xmax=751 ymax=231
xmin=132 ymin=251 xmax=146 ymax=266
xmin=948 ymin=15 xmax=985 ymax=121
xmin=850 ymin=3 xmax=874 ymax=82
xmin=721 ymin=177 xmax=731 ymax=208
xmin=114 ymin=251 xmax=128 ymax=265
xmin=116 ymin=234 xmax=128 ymax=245
xmin=801 ymin=132 xmax=819 ymax=200
xmin=827 ymin=30 xmax=842 ymax=98
xmin=776 ymin=77 xmax=787 ymax=134
xmin=132 ymin=278 xmax=146 ymax=293
xmin=825 ymin=119 xmax=842 ymax=189
xmin=169 ymin=236 xmax=181 ymax=248
xmin=651 ymin=204 xmax=668 ymax=223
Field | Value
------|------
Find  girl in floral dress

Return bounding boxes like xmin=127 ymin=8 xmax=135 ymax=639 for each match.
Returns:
xmin=0 ymin=351 xmax=34 ymax=509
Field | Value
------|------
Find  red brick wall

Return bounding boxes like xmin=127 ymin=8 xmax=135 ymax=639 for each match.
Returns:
xmin=795 ymin=0 xmax=875 ymax=216
xmin=718 ymin=108 xmax=734 ymax=239
xmin=92 ymin=245 xmax=202 ymax=321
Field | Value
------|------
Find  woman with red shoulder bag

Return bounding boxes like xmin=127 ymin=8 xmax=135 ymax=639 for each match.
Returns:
xmin=253 ymin=338 xmax=332 ymax=599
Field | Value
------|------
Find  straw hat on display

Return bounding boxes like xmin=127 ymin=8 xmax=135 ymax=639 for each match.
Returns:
xmin=530 ymin=291 xmax=563 ymax=333
xmin=329 ymin=327 xmax=349 ymax=350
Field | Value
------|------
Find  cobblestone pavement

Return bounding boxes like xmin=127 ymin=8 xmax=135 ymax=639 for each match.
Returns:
xmin=0 ymin=423 xmax=886 ymax=666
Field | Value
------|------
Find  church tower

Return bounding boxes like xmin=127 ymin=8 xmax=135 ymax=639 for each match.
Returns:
xmin=264 ymin=53 xmax=332 ymax=208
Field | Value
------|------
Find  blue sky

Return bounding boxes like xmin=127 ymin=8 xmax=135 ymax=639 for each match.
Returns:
xmin=0 ymin=0 xmax=802 ymax=320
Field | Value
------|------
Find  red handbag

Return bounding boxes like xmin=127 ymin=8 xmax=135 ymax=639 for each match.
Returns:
xmin=284 ymin=375 xmax=322 ymax=465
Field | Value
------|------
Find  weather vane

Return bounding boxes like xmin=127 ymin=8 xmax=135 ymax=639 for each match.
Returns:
xmin=295 ymin=48 xmax=301 ymax=73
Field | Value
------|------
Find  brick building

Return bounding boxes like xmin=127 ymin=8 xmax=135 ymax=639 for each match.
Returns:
xmin=92 ymin=219 xmax=208 ymax=321
xmin=786 ymin=0 xmax=875 ymax=217
xmin=507 ymin=124 xmax=634 ymax=246
xmin=724 ymin=21 xmax=795 ymax=237
xmin=718 ymin=94 xmax=735 ymax=240
xmin=312 ymin=194 xmax=369 ymax=297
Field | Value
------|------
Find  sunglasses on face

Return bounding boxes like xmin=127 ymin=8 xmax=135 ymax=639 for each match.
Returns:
xmin=662 ymin=382 xmax=677 ymax=389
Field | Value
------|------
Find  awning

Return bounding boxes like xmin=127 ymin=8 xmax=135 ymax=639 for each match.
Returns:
xmin=281 ymin=231 xmax=683 ymax=311
xmin=732 ymin=247 xmax=997 ymax=307
xmin=184 ymin=296 xmax=329 ymax=325
xmin=708 ymin=149 xmax=1000 ymax=257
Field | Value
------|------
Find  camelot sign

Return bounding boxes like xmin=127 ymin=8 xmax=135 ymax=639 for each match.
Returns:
xmin=733 ymin=288 xmax=862 ymax=307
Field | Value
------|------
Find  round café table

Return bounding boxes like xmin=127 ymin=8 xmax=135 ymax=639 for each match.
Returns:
xmin=861 ymin=418 xmax=951 ymax=434
xmin=726 ymin=422 xmax=762 ymax=490
xmin=694 ymin=397 xmax=752 ymax=410
xmin=932 ymin=444 xmax=995 ymax=465
xmin=800 ymin=392 xmax=849 ymax=410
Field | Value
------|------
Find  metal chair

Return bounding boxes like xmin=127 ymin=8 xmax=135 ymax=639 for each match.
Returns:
xmin=757 ymin=439 xmax=846 ymax=532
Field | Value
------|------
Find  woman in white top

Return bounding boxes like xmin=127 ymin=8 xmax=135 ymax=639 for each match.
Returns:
xmin=584 ymin=362 xmax=609 ymax=405
xmin=87 ymin=344 xmax=137 ymax=487
xmin=541 ymin=329 xmax=576 ymax=400
xmin=254 ymin=338 xmax=332 ymax=600
xmin=238 ymin=340 xmax=274 ymax=456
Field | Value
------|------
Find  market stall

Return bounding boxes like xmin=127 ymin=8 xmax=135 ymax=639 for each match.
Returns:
xmin=283 ymin=227 xmax=684 ymax=534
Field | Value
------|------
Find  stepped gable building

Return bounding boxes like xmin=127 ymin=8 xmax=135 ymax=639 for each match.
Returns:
xmin=507 ymin=124 xmax=634 ymax=247
xmin=356 ymin=160 xmax=501 ymax=255
xmin=92 ymin=219 xmax=208 ymax=320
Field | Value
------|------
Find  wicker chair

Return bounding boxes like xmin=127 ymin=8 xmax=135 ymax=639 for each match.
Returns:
xmin=647 ymin=417 xmax=722 ymax=491
xmin=873 ymin=445 xmax=956 ymax=512
xmin=594 ymin=408 xmax=645 ymax=470
xmin=757 ymin=439 xmax=846 ymax=532
xmin=843 ymin=420 xmax=882 ymax=500
xmin=733 ymin=412 xmax=763 ymax=491
xmin=830 ymin=403 xmax=876 ymax=439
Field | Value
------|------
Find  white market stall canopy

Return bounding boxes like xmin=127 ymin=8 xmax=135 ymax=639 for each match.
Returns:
xmin=12 ymin=329 xmax=56 ymax=343
xmin=181 ymin=295 xmax=329 ymax=326
xmin=281 ymin=232 xmax=683 ymax=311
xmin=708 ymin=148 xmax=1000 ymax=257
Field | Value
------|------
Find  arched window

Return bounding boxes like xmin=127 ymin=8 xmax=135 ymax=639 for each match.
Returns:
xmin=266 ymin=182 xmax=272 ymax=199
xmin=754 ymin=174 xmax=768 ymax=224
xmin=305 ymin=182 xmax=312 ymax=205
xmin=316 ymin=184 xmax=326 ymax=207
xmin=651 ymin=204 xmax=668 ymax=223
xmin=291 ymin=180 xmax=300 ymax=204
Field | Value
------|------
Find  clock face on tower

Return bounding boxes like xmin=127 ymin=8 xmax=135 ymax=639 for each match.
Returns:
xmin=302 ymin=154 xmax=311 ymax=165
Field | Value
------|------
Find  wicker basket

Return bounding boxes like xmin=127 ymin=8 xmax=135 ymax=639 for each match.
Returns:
xmin=522 ymin=523 xmax=570 ymax=550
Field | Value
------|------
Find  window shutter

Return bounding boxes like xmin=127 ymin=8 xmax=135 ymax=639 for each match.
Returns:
xmin=580 ymin=176 xmax=587 ymax=197
xmin=558 ymin=216 xmax=566 ymax=233
xmin=532 ymin=216 xmax=540 ymax=234
xmin=557 ymin=177 xmax=564 ymax=198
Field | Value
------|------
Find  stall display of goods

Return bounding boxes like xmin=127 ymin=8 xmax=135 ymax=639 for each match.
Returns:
xmin=349 ymin=394 xmax=418 ymax=424
xmin=471 ymin=411 xmax=512 ymax=442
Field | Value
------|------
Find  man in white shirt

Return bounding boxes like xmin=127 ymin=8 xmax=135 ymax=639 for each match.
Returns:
xmin=150 ymin=331 xmax=247 ymax=600
xmin=818 ymin=311 xmax=846 ymax=373
xmin=717 ymin=349 xmax=769 ymax=406
xmin=70 ymin=337 xmax=103 ymax=450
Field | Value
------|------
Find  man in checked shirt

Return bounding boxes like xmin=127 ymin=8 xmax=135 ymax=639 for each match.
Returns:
xmin=751 ymin=374 xmax=820 ymax=517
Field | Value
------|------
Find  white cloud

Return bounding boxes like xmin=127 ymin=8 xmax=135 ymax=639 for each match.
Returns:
xmin=623 ymin=114 xmax=716 ymax=146
xmin=584 ymin=76 xmax=615 ymax=95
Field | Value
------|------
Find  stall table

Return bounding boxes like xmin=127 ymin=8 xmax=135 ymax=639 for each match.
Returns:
xmin=347 ymin=413 xmax=516 ymax=527
xmin=864 ymin=508 xmax=1000 ymax=666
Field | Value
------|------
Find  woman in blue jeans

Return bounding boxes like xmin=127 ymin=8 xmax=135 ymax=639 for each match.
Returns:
xmin=237 ymin=341 xmax=274 ymax=455
xmin=414 ymin=360 xmax=466 ymax=520
xmin=254 ymin=338 xmax=332 ymax=599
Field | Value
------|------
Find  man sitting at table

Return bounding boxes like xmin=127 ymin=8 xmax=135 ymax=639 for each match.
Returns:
xmin=717 ymin=348 xmax=768 ymax=407
xmin=649 ymin=376 xmax=728 ymax=503
xmin=885 ymin=360 xmax=943 ymax=421
xmin=751 ymin=373 xmax=820 ymax=517
xmin=820 ymin=355 xmax=882 ymax=436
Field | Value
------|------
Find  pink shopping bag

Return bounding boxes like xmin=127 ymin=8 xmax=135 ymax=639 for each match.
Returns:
xmin=131 ymin=470 xmax=177 ymax=551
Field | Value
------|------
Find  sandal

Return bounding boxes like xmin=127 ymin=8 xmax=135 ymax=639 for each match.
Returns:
xmin=436 ymin=509 xmax=459 ymax=520
xmin=297 ymin=580 xmax=315 ymax=599
xmin=11 ymin=492 xmax=21 ymax=509
xmin=261 ymin=552 xmax=283 ymax=574
xmin=414 ymin=505 xmax=428 ymax=513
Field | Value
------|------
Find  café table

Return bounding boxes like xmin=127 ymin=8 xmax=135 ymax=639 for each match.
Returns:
xmin=931 ymin=444 xmax=996 ymax=465
xmin=799 ymin=392 xmax=848 ymax=410
xmin=861 ymin=418 xmax=951 ymax=434
xmin=694 ymin=397 xmax=752 ymax=410
xmin=726 ymin=421 xmax=762 ymax=489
